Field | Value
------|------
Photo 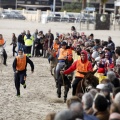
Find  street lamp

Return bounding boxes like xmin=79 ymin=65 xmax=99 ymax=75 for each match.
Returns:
xmin=53 ymin=0 xmax=56 ymax=15
xmin=61 ymin=0 xmax=64 ymax=10
xmin=16 ymin=0 xmax=17 ymax=9
xmin=0 ymin=0 xmax=1 ymax=8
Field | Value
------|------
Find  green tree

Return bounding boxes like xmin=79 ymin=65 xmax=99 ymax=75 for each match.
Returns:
xmin=61 ymin=0 xmax=82 ymax=12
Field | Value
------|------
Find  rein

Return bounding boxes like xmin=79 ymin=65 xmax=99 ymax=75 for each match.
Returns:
xmin=80 ymin=79 xmax=90 ymax=93
xmin=61 ymin=73 xmax=66 ymax=89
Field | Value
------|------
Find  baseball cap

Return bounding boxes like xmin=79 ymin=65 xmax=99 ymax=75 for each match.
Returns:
xmin=61 ymin=41 xmax=67 ymax=46
xmin=99 ymin=51 xmax=104 ymax=54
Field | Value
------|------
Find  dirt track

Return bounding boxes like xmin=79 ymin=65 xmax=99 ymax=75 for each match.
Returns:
xmin=0 ymin=19 xmax=120 ymax=120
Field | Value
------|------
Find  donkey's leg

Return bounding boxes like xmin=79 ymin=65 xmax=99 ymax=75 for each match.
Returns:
xmin=64 ymin=85 xmax=69 ymax=103
xmin=57 ymin=84 xmax=61 ymax=98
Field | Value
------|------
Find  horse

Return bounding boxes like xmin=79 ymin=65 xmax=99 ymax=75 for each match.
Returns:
xmin=57 ymin=58 xmax=73 ymax=103
xmin=76 ymin=69 xmax=99 ymax=96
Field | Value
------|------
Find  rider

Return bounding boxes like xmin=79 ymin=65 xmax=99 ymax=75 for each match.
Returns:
xmin=0 ymin=34 xmax=7 ymax=65
xmin=12 ymin=49 xmax=34 ymax=96
xmin=56 ymin=41 xmax=68 ymax=87
xmin=61 ymin=50 xmax=93 ymax=96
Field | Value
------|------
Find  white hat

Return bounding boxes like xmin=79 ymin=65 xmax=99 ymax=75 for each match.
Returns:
xmin=96 ymin=84 xmax=105 ymax=90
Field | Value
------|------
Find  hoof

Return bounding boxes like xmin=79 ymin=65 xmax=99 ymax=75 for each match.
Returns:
xmin=58 ymin=94 xmax=61 ymax=98
xmin=51 ymin=74 xmax=53 ymax=76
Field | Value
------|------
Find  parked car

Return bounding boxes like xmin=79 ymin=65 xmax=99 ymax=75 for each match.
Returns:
xmin=61 ymin=14 xmax=76 ymax=23
xmin=0 ymin=11 xmax=26 ymax=20
xmin=76 ymin=14 xmax=95 ymax=24
xmin=47 ymin=13 xmax=61 ymax=22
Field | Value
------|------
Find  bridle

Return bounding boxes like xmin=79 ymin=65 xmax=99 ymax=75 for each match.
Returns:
xmin=80 ymin=78 xmax=92 ymax=93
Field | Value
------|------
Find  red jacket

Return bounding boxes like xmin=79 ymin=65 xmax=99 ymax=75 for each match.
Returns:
xmin=63 ymin=50 xmax=93 ymax=75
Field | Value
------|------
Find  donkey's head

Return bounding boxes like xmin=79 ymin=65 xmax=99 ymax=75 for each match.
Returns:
xmin=78 ymin=69 xmax=99 ymax=90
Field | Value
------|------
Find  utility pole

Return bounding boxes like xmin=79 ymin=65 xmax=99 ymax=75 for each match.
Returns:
xmin=16 ymin=0 xmax=17 ymax=9
xmin=0 ymin=0 xmax=1 ymax=8
xmin=61 ymin=0 xmax=64 ymax=10
xmin=53 ymin=0 xmax=56 ymax=15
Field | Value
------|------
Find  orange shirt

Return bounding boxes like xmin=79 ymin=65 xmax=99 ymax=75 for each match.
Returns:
xmin=53 ymin=42 xmax=59 ymax=52
xmin=75 ymin=59 xmax=90 ymax=78
xmin=16 ymin=55 xmax=26 ymax=71
xmin=0 ymin=39 xmax=4 ymax=46
xmin=58 ymin=48 xmax=68 ymax=60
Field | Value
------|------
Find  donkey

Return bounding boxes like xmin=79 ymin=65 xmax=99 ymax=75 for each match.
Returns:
xmin=76 ymin=69 xmax=99 ymax=96
xmin=57 ymin=58 xmax=73 ymax=103
xmin=49 ymin=50 xmax=58 ymax=79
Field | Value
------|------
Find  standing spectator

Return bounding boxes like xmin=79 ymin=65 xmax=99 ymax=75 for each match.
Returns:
xmin=45 ymin=29 xmax=54 ymax=49
xmin=17 ymin=32 xmax=25 ymax=52
xmin=107 ymin=36 xmax=115 ymax=53
xmin=24 ymin=30 xmax=34 ymax=57
xmin=115 ymin=48 xmax=120 ymax=76
xmin=10 ymin=33 xmax=17 ymax=56
xmin=0 ymin=34 xmax=7 ymax=65
xmin=38 ymin=31 xmax=45 ymax=56
xmin=32 ymin=29 xmax=38 ymax=57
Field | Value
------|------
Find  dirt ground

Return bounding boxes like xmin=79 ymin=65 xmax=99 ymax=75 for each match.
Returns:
xmin=0 ymin=19 xmax=120 ymax=120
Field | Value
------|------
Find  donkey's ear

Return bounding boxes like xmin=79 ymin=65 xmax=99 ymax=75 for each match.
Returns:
xmin=77 ymin=71 xmax=87 ymax=75
xmin=92 ymin=69 xmax=98 ymax=75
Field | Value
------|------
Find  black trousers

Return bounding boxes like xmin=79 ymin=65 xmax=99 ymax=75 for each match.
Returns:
xmin=14 ymin=72 xmax=26 ymax=95
xmin=25 ymin=46 xmax=32 ymax=56
xmin=13 ymin=45 xmax=17 ymax=56
xmin=3 ymin=49 xmax=7 ymax=65
xmin=72 ymin=77 xmax=82 ymax=96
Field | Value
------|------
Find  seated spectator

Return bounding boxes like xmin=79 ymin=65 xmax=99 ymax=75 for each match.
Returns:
xmin=114 ymin=92 xmax=120 ymax=112
xmin=54 ymin=109 xmax=82 ymax=120
xmin=110 ymin=103 xmax=120 ymax=114
xmin=107 ymin=71 xmax=120 ymax=87
xmin=89 ymin=89 xmax=98 ymax=98
xmin=93 ymin=94 xmax=109 ymax=120
xmin=113 ymin=87 xmax=120 ymax=99
xmin=45 ymin=112 xmax=56 ymax=120
xmin=70 ymin=102 xmax=98 ymax=120
xmin=66 ymin=96 xmax=81 ymax=108
xmin=109 ymin=112 xmax=120 ymax=120
xmin=82 ymin=93 xmax=94 ymax=115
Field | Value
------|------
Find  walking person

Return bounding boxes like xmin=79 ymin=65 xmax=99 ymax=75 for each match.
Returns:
xmin=24 ymin=30 xmax=34 ymax=57
xmin=10 ymin=33 xmax=17 ymax=56
xmin=12 ymin=49 xmax=34 ymax=96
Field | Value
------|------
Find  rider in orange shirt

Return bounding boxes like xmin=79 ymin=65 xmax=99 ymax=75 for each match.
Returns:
xmin=61 ymin=50 xmax=93 ymax=95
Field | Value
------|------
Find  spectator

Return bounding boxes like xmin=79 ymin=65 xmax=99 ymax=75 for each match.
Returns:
xmin=10 ymin=33 xmax=17 ymax=56
xmin=17 ymin=32 xmax=25 ymax=52
xmin=107 ymin=71 xmax=120 ymax=87
xmin=82 ymin=93 xmax=94 ymax=115
xmin=114 ymin=92 xmax=120 ymax=109
xmin=54 ymin=109 xmax=82 ymax=120
xmin=113 ymin=87 xmax=120 ymax=99
xmin=93 ymin=94 xmax=109 ymax=120
xmin=89 ymin=89 xmax=98 ymax=98
xmin=70 ymin=102 xmax=98 ymax=120
xmin=45 ymin=112 xmax=56 ymax=120
xmin=66 ymin=96 xmax=81 ymax=108
xmin=32 ymin=29 xmax=38 ymax=57
xmin=109 ymin=112 xmax=120 ymax=120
